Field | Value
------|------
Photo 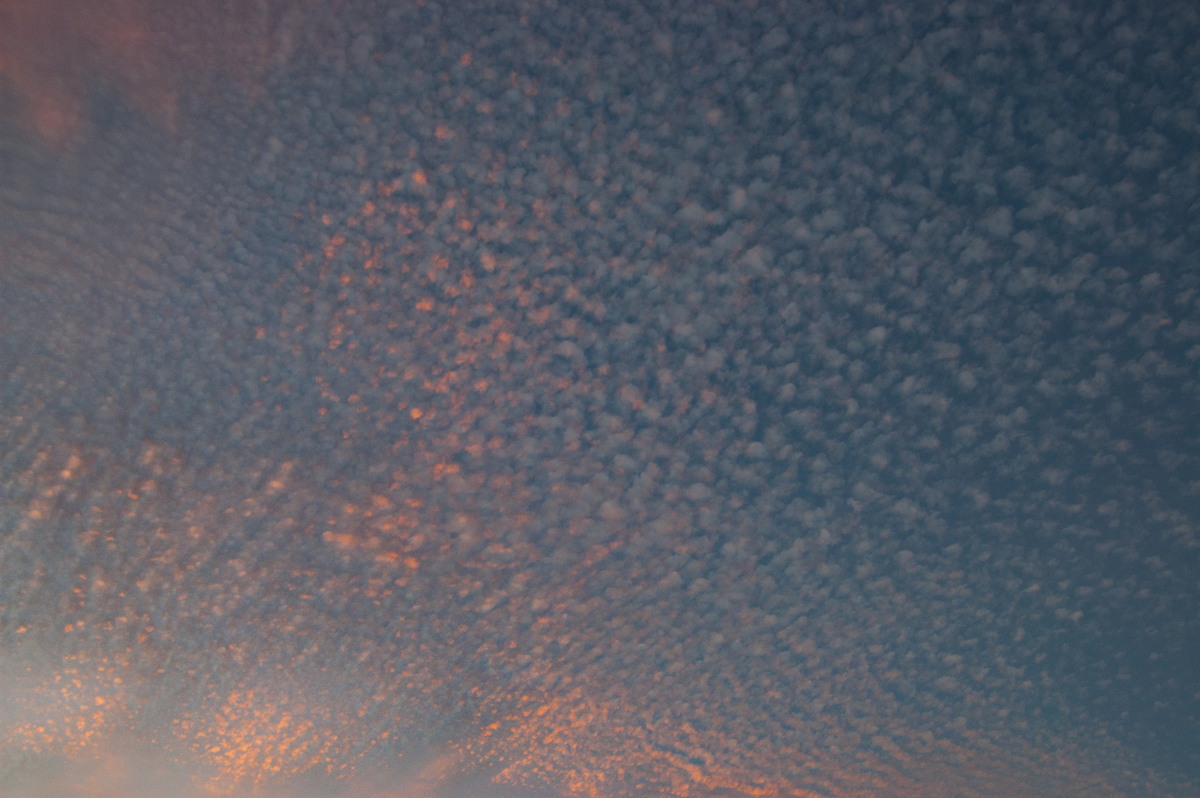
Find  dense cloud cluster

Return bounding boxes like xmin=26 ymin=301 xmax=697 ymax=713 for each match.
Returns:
xmin=2 ymin=0 xmax=1199 ymax=796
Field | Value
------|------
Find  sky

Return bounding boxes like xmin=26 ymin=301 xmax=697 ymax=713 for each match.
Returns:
xmin=1 ymin=0 xmax=1198 ymax=796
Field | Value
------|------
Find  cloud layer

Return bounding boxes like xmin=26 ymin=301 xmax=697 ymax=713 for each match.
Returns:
xmin=2 ymin=0 xmax=1198 ymax=796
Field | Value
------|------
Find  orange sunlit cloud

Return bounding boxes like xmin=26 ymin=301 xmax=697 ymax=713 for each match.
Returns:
xmin=0 ymin=0 xmax=328 ymax=147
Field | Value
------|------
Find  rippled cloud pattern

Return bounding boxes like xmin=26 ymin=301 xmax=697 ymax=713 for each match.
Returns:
xmin=2 ymin=0 xmax=1198 ymax=796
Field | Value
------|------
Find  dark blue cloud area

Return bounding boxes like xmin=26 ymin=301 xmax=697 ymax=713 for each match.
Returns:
xmin=2 ymin=0 xmax=1198 ymax=796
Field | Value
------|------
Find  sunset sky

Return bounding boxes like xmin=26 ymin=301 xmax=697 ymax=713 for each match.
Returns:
xmin=2 ymin=1 xmax=1198 ymax=796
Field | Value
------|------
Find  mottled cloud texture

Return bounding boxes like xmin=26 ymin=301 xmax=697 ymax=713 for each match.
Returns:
xmin=2 ymin=0 xmax=1198 ymax=796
